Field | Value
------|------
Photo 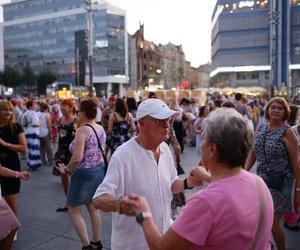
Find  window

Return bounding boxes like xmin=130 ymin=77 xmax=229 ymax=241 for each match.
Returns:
xmin=237 ymin=72 xmax=247 ymax=80
xmin=250 ymin=72 xmax=259 ymax=79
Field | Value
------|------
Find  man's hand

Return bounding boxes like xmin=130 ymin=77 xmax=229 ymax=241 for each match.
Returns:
xmin=120 ymin=194 xmax=151 ymax=216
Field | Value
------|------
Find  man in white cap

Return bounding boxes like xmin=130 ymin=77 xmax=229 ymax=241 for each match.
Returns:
xmin=93 ymin=98 xmax=201 ymax=250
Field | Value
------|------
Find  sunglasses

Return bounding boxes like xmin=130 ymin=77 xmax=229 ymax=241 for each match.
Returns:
xmin=144 ymin=116 xmax=172 ymax=126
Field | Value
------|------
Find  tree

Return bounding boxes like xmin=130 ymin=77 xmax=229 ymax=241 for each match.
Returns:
xmin=37 ymin=68 xmax=57 ymax=96
xmin=21 ymin=64 xmax=36 ymax=87
xmin=1 ymin=65 xmax=21 ymax=88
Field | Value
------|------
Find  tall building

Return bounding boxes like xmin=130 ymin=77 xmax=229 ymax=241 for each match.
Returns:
xmin=159 ymin=43 xmax=186 ymax=89
xmin=2 ymin=0 xmax=128 ymax=96
xmin=211 ymin=0 xmax=300 ymax=95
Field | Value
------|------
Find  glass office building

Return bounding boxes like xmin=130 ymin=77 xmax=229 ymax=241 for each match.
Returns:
xmin=2 ymin=0 xmax=128 ymax=96
xmin=211 ymin=0 xmax=300 ymax=95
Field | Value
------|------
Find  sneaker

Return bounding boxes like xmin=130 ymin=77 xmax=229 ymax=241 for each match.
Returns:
xmin=56 ymin=206 xmax=68 ymax=212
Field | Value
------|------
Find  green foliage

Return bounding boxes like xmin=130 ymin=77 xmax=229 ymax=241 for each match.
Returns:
xmin=1 ymin=65 xmax=21 ymax=88
xmin=21 ymin=65 xmax=36 ymax=86
xmin=37 ymin=68 xmax=57 ymax=95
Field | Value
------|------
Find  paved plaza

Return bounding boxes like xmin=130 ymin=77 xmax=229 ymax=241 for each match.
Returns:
xmin=12 ymin=145 xmax=300 ymax=250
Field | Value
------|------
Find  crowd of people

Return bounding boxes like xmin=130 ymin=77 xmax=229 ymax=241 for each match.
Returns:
xmin=0 ymin=91 xmax=299 ymax=250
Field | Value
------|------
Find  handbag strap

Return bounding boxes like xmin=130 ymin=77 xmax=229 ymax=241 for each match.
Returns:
xmin=84 ymin=124 xmax=108 ymax=167
xmin=249 ymin=176 xmax=265 ymax=250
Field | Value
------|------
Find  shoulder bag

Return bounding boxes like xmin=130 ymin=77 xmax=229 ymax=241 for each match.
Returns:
xmin=249 ymin=176 xmax=266 ymax=250
xmin=85 ymin=124 xmax=108 ymax=174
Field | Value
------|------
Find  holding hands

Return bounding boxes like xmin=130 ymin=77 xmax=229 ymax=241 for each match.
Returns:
xmin=190 ymin=166 xmax=211 ymax=183
xmin=119 ymin=194 xmax=150 ymax=217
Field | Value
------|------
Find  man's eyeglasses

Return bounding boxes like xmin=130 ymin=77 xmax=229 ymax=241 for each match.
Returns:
xmin=144 ymin=116 xmax=172 ymax=126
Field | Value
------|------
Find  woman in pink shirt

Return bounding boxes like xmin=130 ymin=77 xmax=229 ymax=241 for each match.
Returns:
xmin=122 ymin=108 xmax=274 ymax=250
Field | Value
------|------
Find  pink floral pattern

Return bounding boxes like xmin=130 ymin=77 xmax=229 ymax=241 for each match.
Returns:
xmin=70 ymin=126 xmax=106 ymax=169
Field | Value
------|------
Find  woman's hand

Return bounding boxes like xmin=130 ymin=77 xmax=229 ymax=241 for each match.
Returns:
xmin=55 ymin=163 xmax=68 ymax=174
xmin=190 ymin=166 xmax=211 ymax=183
xmin=121 ymin=194 xmax=151 ymax=216
xmin=19 ymin=171 xmax=31 ymax=180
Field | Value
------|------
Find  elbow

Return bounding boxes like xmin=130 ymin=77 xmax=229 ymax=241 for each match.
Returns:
xmin=71 ymin=156 xmax=82 ymax=165
xmin=21 ymin=145 xmax=28 ymax=154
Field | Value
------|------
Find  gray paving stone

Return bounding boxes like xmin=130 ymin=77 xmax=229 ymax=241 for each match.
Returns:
xmin=11 ymin=145 xmax=299 ymax=250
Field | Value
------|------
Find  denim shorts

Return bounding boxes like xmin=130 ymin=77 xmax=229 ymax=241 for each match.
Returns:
xmin=67 ymin=163 xmax=105 ymax=206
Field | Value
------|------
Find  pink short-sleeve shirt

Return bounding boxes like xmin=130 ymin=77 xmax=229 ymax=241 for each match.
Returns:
xmin=172 ymin=170 xmax=273 ymax=250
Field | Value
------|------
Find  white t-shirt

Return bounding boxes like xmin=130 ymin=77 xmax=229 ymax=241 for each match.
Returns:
xmin=93 ymin=138 xmax=178 ymax=250
xmin=37 ymin=112 xmax=49 ymax=137
xmin=173 ymin=107 xmax=184 ymax=122
xmin=24 ymin=110 xmax=40 ymax=135
xmin=95 ymin=107 xmax=102 ymax=123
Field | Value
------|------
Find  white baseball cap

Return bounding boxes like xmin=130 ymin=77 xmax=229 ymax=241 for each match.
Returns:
xmin=136 ymin=98 xmax=177 ymax=120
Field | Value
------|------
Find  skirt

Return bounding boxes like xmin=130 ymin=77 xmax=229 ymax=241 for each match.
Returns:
xmin=67 ymin=163 xmax=105 ymax=206
xmin=0 ymin=198 xmax=20 ymax=240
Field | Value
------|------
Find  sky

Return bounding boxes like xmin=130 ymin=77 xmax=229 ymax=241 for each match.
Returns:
xmin=0 ymin=0 xmax=217 ymax=67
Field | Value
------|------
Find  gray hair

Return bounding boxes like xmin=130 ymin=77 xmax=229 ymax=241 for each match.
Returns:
xmin=202 ymin=108 xmax=253 ymax=168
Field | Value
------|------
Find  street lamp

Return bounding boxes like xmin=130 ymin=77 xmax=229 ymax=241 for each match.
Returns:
xmin=85 ymin=0 xmax=95 ymax=94
xmin=267 ymin=0 xmax=280 ymax=97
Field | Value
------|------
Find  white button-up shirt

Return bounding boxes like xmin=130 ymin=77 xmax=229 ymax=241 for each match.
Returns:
xmin=93 ymin=138 xmax=178 ymax=250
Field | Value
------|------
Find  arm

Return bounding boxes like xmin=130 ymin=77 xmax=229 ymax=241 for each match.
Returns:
xmin=0 ymin=132 xmax=27 ymax=153
xmin=244 ymin=150 xmax=256 ymax=171
xmin=128 ymin=113 xmax=136 ymax=132
xmin=193 ymin=119 xmax=202 ymax=134
xmin=124 ymin=195 xmax=193 ymax=250
xmin=65 ymin=127 xmax=87 ymax=172
xmin=244 ymin=125 xmax=260 ymax=170
xmin=93 ymin=193 xmax=119 ymax=212
xmin=46 ymin=113 xmax=52 ymax=136
xmin=190 ymin=166 xmax=212 ymax=183
xmin=170 ymin=134 xmax=181 ymax=163
xmin=107 ymin=113 xmax=114 ymax=135
xmin=0 ymin=164 xmax=31 ymax=180
xmin=284 ymin=128 xmax=300 ymax=185
xmin=171 ymin=175 xmax=203 ymax=194
xmin=246 ymin=105 xmax=253 ymax=120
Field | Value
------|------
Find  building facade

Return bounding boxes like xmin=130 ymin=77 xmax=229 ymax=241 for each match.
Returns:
xmin=159 ymin=43 xmax=186 ymax=89
xmin=2 ymin=0 xmax=128 ymax=96
xmin=211 ymin=0 xmax=300 ymax=95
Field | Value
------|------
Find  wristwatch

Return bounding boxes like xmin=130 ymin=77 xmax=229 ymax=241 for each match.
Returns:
xmin=136 ymin=212 xmax=152 ymax=224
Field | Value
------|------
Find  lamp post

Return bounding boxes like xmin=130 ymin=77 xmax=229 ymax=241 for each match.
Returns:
xmin=268 ymin=0 xmax=280 ymax=97
xmin=85 ymin=0 xmax=94 ymax=94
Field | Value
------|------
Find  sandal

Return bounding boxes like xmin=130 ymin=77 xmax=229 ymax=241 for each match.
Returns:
xmin=82 ymin=245 xmax=92 ymax=250
xmin=90 ymin=241 xmax=103 ymax=250
xmin=56 ymin=206 xmax=68 ymax=212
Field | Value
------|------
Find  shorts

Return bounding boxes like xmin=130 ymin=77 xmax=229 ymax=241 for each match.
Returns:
xmin=67 ymin=163 xmax=105 ymax=206
xmin=0 ymin=198 xmax=20 ymax=240
xmin=0 ymin=176 xmax=20 ymax=196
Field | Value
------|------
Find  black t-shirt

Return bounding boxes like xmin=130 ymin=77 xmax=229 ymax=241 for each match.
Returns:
xmin=0 ymin=123 xmax=24 ymax=171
